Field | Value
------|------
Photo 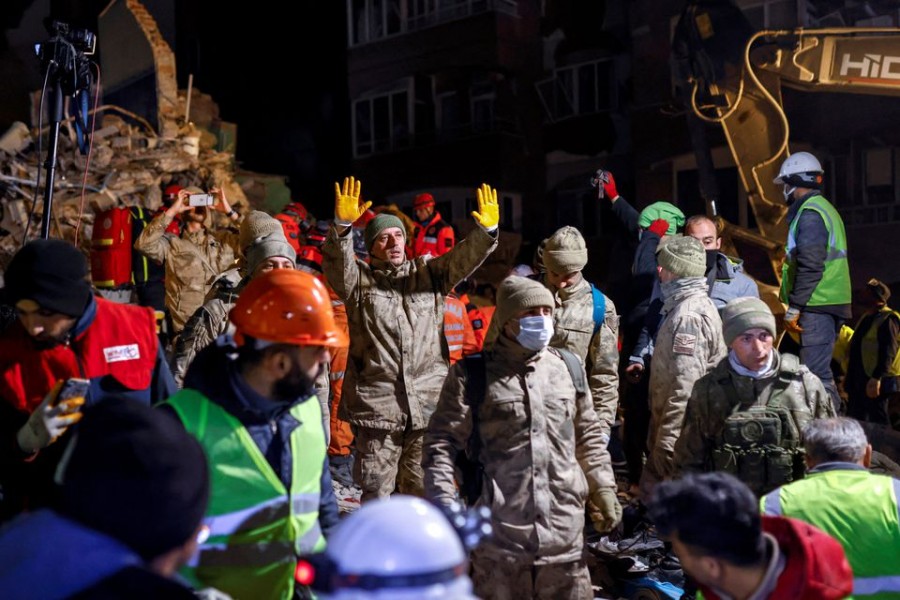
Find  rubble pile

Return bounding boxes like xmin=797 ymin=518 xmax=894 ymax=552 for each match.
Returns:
xmin=0 ymin=94 xmax=249 ymax=270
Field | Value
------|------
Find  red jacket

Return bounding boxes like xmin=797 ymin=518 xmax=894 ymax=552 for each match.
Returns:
xmin=698 ymin=516 xmax=852 ymax=600
xmin=0 ymin=297 xmax=164 ymax=414
xmin=276 ymin=213 xmax=303 ymax=253
xmin=412 ymin=212 xmax=455 ymax=258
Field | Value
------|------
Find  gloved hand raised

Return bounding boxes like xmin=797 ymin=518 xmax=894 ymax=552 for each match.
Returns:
xmin=601 ymin=170 xmax=619 ymax=201
xmin=646 ymin=219 xmax=670 ymax=238
xmin=589 ymin=487 xmax=623 ymax=533
xmin=334 ymin=176 xmax=372 ymax=226
xmin=16 ymin=382 xmax=85 ymax=454
xmin=471 ymin=183 xmax=500 ymax=230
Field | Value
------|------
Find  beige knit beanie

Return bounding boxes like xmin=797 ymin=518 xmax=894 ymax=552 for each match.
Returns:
xmin=543 ymin=226 xmax=588 ymax=274
xmin=656 ymin=236 xmax=706 ymax=278
xmin=240 ymin=210 xmax=284 ymax=251
xmin=722 ymin=297 xmax=776 ymax=346
xmin=484 ymin=276 xmax=554 ymax=347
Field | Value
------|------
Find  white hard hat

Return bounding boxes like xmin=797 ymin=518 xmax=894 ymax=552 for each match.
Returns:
xmin=773 ymin=151 xmax=824 ymax=186
xmin=312 ymin=496 xmax=477 ymax=600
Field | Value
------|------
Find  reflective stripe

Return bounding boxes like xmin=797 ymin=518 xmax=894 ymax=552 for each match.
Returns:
xmin=854 ymin=575 xmax=900 ymax=594
xmin=292 ymin=493 xmax=320 ymax=515
xmin=763 ymin=491 xmax=783 ymax=516
xmin=329 ymin=370 xmax=345 ymax=381
xmin=205 ymin=496 xmax=289 ymax=537
xmin=447 ymin=344 xmax=463 ymax=352
xmin=296 ymin=519 xmax=323 ymax=554
xmin=894 ymin=478 xmax=900 ymax=524
xmin=188 ymin=541 xmax=294 ymax=568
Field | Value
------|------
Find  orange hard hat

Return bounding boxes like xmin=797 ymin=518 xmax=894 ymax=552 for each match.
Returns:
xmin=230 ymin=269 xmax=348 ymax=348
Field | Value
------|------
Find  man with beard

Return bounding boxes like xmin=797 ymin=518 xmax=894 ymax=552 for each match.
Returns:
xmin=0 ymin=239 xmax=175 ymax=520
xmin=134 ymin=185 xmax=242 ymax=335
xmin=162 ymin=268 xmax=344 ymax=599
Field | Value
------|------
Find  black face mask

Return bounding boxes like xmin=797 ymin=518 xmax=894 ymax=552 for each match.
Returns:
xmin=705 ymin=249 xmax=718 ymax=274
xmin=273 ymin=359 xmax=319 ymax=403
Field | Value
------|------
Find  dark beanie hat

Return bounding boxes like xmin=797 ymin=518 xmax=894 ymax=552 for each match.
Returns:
xmin=5 ymin=239 xmax=92 ymax=317
xmin=57 ymin=398 xmax=210 ymax=561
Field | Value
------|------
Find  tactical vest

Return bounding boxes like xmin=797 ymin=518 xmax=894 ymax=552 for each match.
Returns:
xmin=780 ymin=194 xmax=851 ymax=307
xmin=711 ymin=354 xmax=807 ymax=496
xmin=165 ymin=389 xmax=326 ymax=600
xmin=860 ymin=307 xmax=900 ymax=379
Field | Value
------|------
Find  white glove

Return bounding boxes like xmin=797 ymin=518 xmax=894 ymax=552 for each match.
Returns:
xmin=16 ymin=383 xmax=85 ymax=454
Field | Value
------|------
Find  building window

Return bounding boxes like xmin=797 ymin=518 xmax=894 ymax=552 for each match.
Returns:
xmin=353 ymin=86 xmax=411 ymax=157
xmin=471 ymin=82 xmax=495 ymax=133
xmin=349 ymin=0 xmax=518 ymax=46
xmin=840 ymin=148 xmax=900 ymax=226
xmin=536 ymin=59 xmax=616 ymax=123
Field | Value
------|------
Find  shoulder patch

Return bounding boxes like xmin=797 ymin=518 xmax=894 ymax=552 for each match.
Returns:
xmin=673 ymin=333 xmax=697 ymax=355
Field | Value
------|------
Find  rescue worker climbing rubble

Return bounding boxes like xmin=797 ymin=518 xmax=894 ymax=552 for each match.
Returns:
xmin=323 ymin=176 xmax=498 ymax=501
xmin=162 ymin=269 xmax=343 ymax=600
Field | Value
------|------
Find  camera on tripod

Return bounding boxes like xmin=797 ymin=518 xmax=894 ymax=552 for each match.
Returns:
xmin=35 ymin=21 xmax=96 ymax=96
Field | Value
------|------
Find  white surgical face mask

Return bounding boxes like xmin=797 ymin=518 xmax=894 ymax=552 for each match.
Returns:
xmin=516 ymin=315 xmax=553 ymax=351
xmin=782 ymin=183 xmax=796 ymax=203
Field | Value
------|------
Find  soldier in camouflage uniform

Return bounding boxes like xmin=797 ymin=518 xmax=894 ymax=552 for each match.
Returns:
xmin=675 ymin=297 xmax=834 ymax=496
xmin=541 ymin=226 xmax=620 ymax=439
xmin=423 ymin=276 xmax=621 ymax=600
xmin=134 ymin=186 xmax=242 ymax=334
xmin=323 ymin=177 xmax=498 ymax=501
xmin=171 ymin=211 xmax=296 ymax=386
xmin=643 ymin=236 xmax=726 ymax=493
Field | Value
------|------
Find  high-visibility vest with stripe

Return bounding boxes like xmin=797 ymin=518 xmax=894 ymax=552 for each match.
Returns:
xmin=762 ymin=466 xmax=900 ymax=599
xmin=860 ymin=307 xmax=900 ymax=379
xmin=166 ymin=389 xmax=326 ymax=600
xmin=780 ymin=194 xmax=851 ymax=307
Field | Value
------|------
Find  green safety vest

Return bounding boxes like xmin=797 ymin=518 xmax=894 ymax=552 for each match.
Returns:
xmin=780 ymin=195 xmax=851 ymax=307
xmin=762 ymin=466 xmax=900 ymax=599
xmin=860 ymin=307 xmax=900 ymax=379
xmin=165 ymin=389 xmax=326 ymax=600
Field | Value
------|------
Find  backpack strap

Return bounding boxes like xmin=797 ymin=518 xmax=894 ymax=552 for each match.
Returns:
xmin=589 ymin=283 xmax=606 ymax=336
xmin=550 ymin=347 xmax=588 ymax=396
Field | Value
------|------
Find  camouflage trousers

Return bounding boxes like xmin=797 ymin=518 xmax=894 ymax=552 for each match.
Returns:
xmin=471 ymin=551 xmax=592 ymax=600
xmin=353 ymin=427 xmax=424 ymax=502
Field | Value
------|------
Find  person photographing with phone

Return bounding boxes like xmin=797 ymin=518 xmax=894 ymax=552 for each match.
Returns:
xmin=0 ymin=239 xmax=175 ymax=521
xmin=135 ymin=185 xmax=243 ymax=335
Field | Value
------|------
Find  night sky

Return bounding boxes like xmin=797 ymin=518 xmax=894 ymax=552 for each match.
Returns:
xmin=1 ymin=0 xmax=350 ymax=216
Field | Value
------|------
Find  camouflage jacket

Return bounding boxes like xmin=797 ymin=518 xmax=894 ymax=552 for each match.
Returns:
xmin=549 ymin=277 xmax=620 ymax=437
xmin=322 ymin=225 xmax=496 ymax=431
xmin=171 ymin=268 xmax=244 ymax=387
xmin=674 ymin=350 xmax=835 ymax=475
xmin=646 ymin=277 xmax=726 ymax=480
xmin=134 ymin=213 xmax=240 ymax=333
xmin=423 ymin=335 xmax=617 ymax=564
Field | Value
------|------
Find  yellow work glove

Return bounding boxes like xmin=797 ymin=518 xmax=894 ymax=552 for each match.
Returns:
xmin=588 ymin=487 xmax=623 ymax=534
xmin=334 ymin=176 xmax=372 ymax=225
xmin=471 ymin=183 xmax=500 ymax=230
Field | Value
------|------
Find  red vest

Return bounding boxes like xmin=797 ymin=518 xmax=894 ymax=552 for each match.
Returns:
xmin=0 ymin=298 xmax=159 ymax=414
xmin=276 ymin=213 xmax=302 ymax=253
xmin=412 ymin=212 xmax=455 ymax=258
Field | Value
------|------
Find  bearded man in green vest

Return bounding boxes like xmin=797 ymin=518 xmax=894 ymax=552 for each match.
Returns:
xmin=161 ymin=269 xmax=347 ymax=600
xmin=776 ymin=151 xmax=851 ymax=412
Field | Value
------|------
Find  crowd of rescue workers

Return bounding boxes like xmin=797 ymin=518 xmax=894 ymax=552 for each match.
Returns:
xmin=0 ymin=150 xmax=896 ymax=600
